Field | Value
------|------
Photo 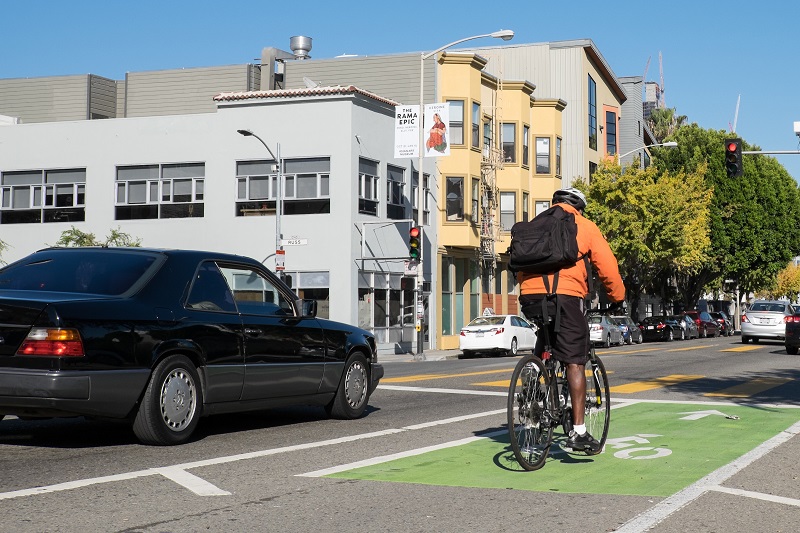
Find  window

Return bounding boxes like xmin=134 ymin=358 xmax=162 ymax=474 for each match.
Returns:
xmin=536 ymin=137 xmax=551 ymax=174
xmin=472 ymin=102 xmax=481 ymax=149
xmin=502 ymin=123 xmax=516 ymax=163
xmin=500 ymin=191 xmax=516 ymax=230
xmin=387 ymin=165 xmax=405 ymax=220
xmin=535 ymin=200 xmax=549 ymax=216
xmin=278 ymin=270 xmax=330 ymax=319
xmin=442 ymin=257 xmax=452 ymax=335
xmin=483 ymin=119 xmax=492 ymax=159
xmin=522 ymin=192 xmax=529 ymax=222
xmin=589 ymin=161 xmax=598 ymax=180
xmin=412 ymin=170 xmax=431 ymax=226
xmin=447 ymin=100 xmax=464 ymax=145
xmin=606 ymin=110 xmax=617 ymax=156
xmin=1 ymin=168 xmax=86 ymax=224
xmin=358 ymin=158 xmax=379 ymax=216
xmin=445 ymin=177 xmax=464 ymax=221
xmin=556 ymin=137 xmax=562 ymax=176
xmin=236 ymin=158 xmax=330 ymax=217
xmin=588 ymin=75 xmax=597 ymax=151
xmin=116 ymin=163 xmax=204 ymax=220
xmin=220 ymin=264 xmax=295 ymax=316
xmin=471 ymin=178 xmax=480 ymax=223
xmin=522 ymin=125 xmax=530 ymax=166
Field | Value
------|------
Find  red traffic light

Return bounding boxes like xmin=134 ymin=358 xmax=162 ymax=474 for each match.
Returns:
xmin=726 ymin=142 xmax=738 ymax=152
xmin=409 ymin=226 xmax=421 ymax=260
xmin=409 ymin=227 xmax=420 ymax=238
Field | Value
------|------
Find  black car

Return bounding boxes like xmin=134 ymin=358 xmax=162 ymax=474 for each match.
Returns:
xmin=786 ymin=313 xmax=800 ymax=354
xmin=0 ymin=247 xmax=383 ymax=445
xmin=639 ymin=316 xmax=683 ymax=342
xmin=709 ymin=311 xmax=734 ymax=336
xmin=683 ymin=310 xmax=721 ymax=338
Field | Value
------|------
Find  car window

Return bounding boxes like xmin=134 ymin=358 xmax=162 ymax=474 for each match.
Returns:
xmin=186 ymin=262 xmax=238 ymax=312
xmin=0 ymin=250 xmax=159 ymax=295
xmin=218 ymin=264 xmax=295 ymax=316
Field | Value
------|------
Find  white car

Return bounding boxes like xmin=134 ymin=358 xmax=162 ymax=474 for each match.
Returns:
xmin=589 ymin=314 xmax=624 ymax=348
xmin=741 ymin=300 xmax=794 ymax=343
xmin=459 ymin=315 xmax=537 ymax=357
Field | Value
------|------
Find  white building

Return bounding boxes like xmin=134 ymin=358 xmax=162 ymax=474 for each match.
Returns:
xmin=0 ymin=85 xmax=435 ymax=354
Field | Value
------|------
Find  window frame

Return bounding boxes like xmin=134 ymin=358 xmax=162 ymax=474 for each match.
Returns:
xmin=447 ymin=99 xmax=465 ymax=146
xmin=445 ymin=176 xmax=465 ymax=222
xmin=501 ymin=123 xmax=517 ymax=164
xmin=471 ymin=101 xmax=481 ymax=149
xmin=588 ymin=75 xmax=598 ymax=151
xmin=522 ymin=124 xmax=530 ymax=167
xmin=535 ymin=136 xmax=551 ymax=174
xmin=499 ymin=191 xmax=516 ymax=231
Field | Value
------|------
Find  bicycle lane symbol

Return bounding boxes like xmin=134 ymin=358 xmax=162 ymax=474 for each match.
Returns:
xmin=605 ymin=434 xmax=672 ymax=459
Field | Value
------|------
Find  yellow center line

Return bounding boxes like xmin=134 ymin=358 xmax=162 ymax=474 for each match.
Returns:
xmin=610 ymin=374 xmax=704 ymax=394
xmin=381 ymin=368 xmax=512 ymax=383
xmin=664 ymin=346 xmax=708 ymax=352
xmin=721 ymin=346 xmax=762 ymax=352
xmin=705 ymin=377 xmax=792 ymax=397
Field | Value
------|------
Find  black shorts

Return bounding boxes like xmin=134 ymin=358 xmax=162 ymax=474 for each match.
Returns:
xmin=519 ymin=294 xmax=589 ymax=365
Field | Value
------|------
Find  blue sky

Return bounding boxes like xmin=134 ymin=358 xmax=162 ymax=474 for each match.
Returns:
xmin=5 ymin=0 xmax=800 ymax=180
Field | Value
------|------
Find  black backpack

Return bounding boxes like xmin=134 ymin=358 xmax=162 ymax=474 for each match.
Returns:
xmin=508 ymin=205 xmax=582 ymax=274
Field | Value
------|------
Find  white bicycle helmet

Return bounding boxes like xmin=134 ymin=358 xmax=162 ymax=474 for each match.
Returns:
xmin=552 ymin=187 xmax=587 ymax=210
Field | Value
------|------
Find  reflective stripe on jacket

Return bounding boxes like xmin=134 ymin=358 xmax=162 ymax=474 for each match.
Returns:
xmin=516 ymin=203 xmax=625 ymax=302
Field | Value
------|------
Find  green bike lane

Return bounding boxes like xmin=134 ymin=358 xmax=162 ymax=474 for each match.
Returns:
xmin=311 ymin=401 xmax=800 ymax=498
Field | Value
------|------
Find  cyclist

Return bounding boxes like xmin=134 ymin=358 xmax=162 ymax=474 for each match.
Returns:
xmin=517 ymin=187 xmax=625 ymax=453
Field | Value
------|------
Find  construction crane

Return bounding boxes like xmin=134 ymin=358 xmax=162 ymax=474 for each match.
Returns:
xmin=659 ymin=51 xmax=665 ymax=108
xmin=643 ymin=55 xmax=651 ymax=82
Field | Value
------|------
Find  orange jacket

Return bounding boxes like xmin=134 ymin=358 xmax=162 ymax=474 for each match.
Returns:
xmin=516 ymin=203 xmax=625 ymax=302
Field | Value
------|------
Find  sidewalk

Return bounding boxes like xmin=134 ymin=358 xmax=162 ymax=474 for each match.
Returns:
xmin=378 ymin=348 xmax=462 ymax=363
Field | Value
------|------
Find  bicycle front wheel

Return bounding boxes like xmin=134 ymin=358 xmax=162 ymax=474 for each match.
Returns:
xmin=584 ymin=349 xmax=611 ymax=455
xmin=507 ymin=354 xmax=554 ymax=471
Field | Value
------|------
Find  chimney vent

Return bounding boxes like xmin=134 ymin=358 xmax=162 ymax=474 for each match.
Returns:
xmin=289 ymin=36 xmax=312 ymax=60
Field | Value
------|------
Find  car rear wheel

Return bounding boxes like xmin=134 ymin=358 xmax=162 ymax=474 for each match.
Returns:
xmin=326 ymin=353 xmax=370 ymax=419
xmin=787 ymin=345 xmax=799 ymax=355
xmin=133 ymin=355 xmax=201 ymax=446
xmin=507 ymin=337 xmax=519 ymax=357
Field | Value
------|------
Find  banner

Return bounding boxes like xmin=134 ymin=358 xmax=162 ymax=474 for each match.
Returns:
xmin=394 ymin=105 xmax=419 ymax=158
xmin=424 ymin=102 xmax=450 ymax=157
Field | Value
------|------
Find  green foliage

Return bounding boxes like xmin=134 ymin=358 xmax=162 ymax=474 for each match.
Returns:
xmin=653 ymin=125 xmax=800 ymax=305
xmin=759 ymin=262 xmax=800 ymax=301
xmin=54 ymin=226 xmax=142 ymax=248
xmin=647 ymin=107 xmax=688 ymax=143
xmin=581 ymin=157 xmax=711 ymax=317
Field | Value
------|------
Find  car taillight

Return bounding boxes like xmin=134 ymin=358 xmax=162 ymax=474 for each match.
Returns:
xmin=493 ymin=327 xmax=504 ymax=335
xmin=785 ymin=316 xmax=799 ymax=323
xmin=741 ymin=314 xmax=749 ymax=323
xmin=657 ymin=324 xmax=665 ymax=329
xmin=17 ymin=328 xmax=85 ymax=356
xmin=460 ymin=330 xmax=467 ymax=336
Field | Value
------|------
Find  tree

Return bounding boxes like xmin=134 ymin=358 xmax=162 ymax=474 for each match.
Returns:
xmin=580 ymin=158 xmax=711 ymax=320
xmin=759 ymin=262 xmax=800 ymax=301
xmin=653 ymin=125 xmax=800 ymax=307
xmin=647 ymin=107 xmax=688 ymax=143
xmin=54 ymin=226 xmax=142 ymax=247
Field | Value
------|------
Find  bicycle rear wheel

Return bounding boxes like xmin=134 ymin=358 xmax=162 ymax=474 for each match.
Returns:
xmin=584 ymin=349 xmax=611 ymax=455
xmin=507 ymin=354 xmax=554 ymax=470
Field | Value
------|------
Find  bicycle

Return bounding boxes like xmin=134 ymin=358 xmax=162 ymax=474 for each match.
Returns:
xmin=507 ymin=307 xmax=611 ymax=471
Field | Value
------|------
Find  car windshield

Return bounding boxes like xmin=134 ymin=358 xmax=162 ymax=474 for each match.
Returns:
xmin=0 ymin=250 xmax=160 ymax=295
xmin=750 ymin=303 xmax=786 ymax=313
xmin=467 ymin=316 xmax=505 ymax=326
xmin=642 ymin=316 xmax=666 ymax=325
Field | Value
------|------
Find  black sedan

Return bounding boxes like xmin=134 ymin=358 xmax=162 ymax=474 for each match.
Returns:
xmin=0 ymin=247 xmax=383 ymax=445
xmin=639 ymin=315 xmax=683 ymax=342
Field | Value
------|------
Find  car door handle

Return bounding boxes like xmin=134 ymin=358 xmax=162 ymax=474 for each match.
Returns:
xmin=244 ymin=328 xmax=261 ymax=336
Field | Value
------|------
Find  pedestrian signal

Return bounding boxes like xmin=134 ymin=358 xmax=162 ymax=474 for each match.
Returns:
xmin=724 ymin=138 xmax=743 ymax=178
xmin=409 ymin=226 xmax=421 ymax=260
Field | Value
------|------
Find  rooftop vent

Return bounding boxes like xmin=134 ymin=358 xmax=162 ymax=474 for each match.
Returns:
xmin=289 ymin=36 xmax=312 ymax=60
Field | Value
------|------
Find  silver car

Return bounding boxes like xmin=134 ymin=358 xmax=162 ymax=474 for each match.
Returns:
xmin=741 ymin=300 xmax=794 ymax=343
xmin=589 ymin=314 xmax=623 ymax=348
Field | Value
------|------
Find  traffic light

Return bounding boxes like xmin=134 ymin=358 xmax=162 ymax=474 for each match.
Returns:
xmin=724 ymin=138 xmax=743 ymax=178
xmin=409 ymin=226 xmax=421 ymax=260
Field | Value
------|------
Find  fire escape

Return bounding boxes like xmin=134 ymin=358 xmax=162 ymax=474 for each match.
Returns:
xmin=479 ymin=91 xmax=503 ymax=289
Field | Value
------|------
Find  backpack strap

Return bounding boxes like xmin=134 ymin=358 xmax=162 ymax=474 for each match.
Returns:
xmin=541 ymin=272 xmax=563 ymax=333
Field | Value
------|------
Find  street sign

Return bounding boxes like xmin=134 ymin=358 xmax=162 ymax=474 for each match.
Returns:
xmin=281 ymin=238 xmax=307 ymax=246
xmin=275 ymin=249 xmax=285 ymax=271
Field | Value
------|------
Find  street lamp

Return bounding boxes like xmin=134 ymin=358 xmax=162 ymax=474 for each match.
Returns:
xmin=619 ymin=141 xmax=678 ymax=167
xmin=415 ymin=29 xmax=514 ymax=356
xmin=237 ymin=129 xmax=285 ymax=278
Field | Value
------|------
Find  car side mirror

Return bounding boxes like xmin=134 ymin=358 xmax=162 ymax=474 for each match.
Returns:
xmin=300 ymin=299 xmax=317 ymax=318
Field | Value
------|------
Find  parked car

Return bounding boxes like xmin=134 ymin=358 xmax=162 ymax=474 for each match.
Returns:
xmin=793 ymin=304 xmax=800 ymax=315
xmin=589 ymin=314 xmax=624 ymax=348
xmin=785 ymin=313 xmax=800 ymax=354
xmin=709 ymin=311 xmax=734 ymax=336
xmin=741 ymin=300 xmax=794 ymax=344
xmin=459 ymin=314 xmax=536 ymax=357
xmin=639 ymin=315 xmax=683 ymax=342
xmin=672 ymin=314 xmax=699 ymax=340
xmin=611 ymin=315 xmax=642 ymax=345
xmin=0 ymin=247 xmax=383 ymax=445
xmin=683 ymin=310 xmax=721 ymax=338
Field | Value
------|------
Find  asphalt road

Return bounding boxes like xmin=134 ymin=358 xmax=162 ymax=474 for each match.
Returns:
xmin=1 ymin=335 xmax=798 ymax=532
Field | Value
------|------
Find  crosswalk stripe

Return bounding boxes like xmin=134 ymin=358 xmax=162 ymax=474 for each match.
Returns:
xmin=705 ymin=377 xmax=792 ymax=397
xmin=610 ymin=374 xmax=704 ymax=393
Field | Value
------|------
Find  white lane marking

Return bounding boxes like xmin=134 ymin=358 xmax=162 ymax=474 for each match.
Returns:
xmin=710 ymin=486 xmax=800 ymax=507
xmin=0 ymin=470 xmax=154 ymax=501
xmin=379 ymin=384 xmax=506 ymax=396
xmin=153 ymin=467 xmax=232 ymax=496
xmin=615 ymin=419 xmax=800 ymax=532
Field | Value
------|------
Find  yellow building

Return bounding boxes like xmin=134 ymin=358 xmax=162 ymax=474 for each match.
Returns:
xmin=435 ymin=52 xmax=565 ymax=349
